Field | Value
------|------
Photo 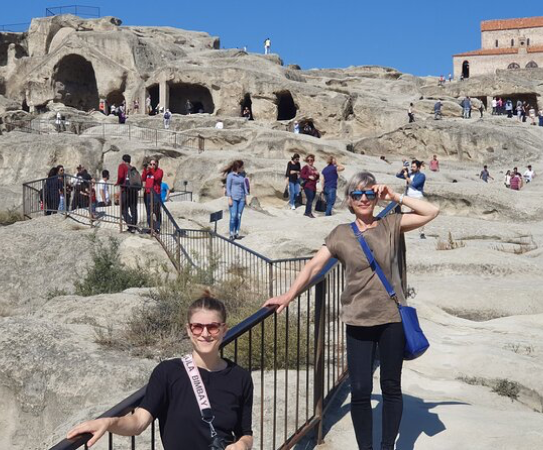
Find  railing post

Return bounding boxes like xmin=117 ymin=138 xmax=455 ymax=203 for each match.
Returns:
xmin=63 ymin=176 xmax=67 ymax=218
xmin=22 ymin=183 xmax=27 ymax=219
xmin=150 ymin=191 xmax=154 ymax=233
xmin=268 ymin=262 xmax=274 ymax=298
xmin=102 ymin=123 xmax=105 ymax=139
xmin=155 ymin=129 xmax=158 ymax=147
xmin=119 ymin=187 xmax=123 ymax=233
xmin=176 ymin=229 xmax=181 ymax=270
xmin=314 ymin=278 xmax=326 ymax=444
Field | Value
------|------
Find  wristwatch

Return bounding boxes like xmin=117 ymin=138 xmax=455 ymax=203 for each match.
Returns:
xmin=398 ymin=194 xmax=404 ymax=205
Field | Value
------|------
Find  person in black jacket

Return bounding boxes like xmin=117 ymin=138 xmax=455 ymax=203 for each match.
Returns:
xmin=285 ymin=153 xmax=301 ymax=210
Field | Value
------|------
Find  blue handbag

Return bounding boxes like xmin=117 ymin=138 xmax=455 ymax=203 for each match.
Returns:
xmin=350 ymin=222 xmax=429 ymax=360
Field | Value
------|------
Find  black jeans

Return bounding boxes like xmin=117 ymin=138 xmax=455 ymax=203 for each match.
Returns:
xmin=121 ymin=188 xmax=138 ymax=230
xmin=144 ymin=191 xmax=162 ymax=231
xmin=304 ymin=188 xmax=316 ymax=215
xmin=347 ymin=322 xmax=405 ymax=450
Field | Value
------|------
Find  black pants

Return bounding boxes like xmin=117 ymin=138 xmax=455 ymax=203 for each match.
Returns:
xmin=347 ymin=322 xmax=405 ymax=450
xmin=121 ymin=188 xmax=138 ymax=230
xmin=144 ymin=192 xmax=162 ymax=231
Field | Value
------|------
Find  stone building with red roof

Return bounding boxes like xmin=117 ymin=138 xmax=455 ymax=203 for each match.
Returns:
xmin=453 ymin=16 xmax=543 ymax=79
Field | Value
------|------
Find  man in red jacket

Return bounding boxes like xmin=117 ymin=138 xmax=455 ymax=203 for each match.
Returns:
xmin=141 ymin=158 xmax=164 ymax=233
xmin=116 ymin=154 xmax=138 ymax=233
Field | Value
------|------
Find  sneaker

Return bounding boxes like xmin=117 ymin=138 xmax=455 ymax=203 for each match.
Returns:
xmin=235 ymin=234 xmax=241 ymax=240
xmin=290 ymin=204 xmax=296 ymax=210
xmin=420 ymin=233 xmax=426 ymax=239
xmin=303 ymin=213 xmax=314 ymax=218
xmin=309 ymin=213 xmax=316 ymax=218
xmin=229 ymin=235 xmax=235 ymax=241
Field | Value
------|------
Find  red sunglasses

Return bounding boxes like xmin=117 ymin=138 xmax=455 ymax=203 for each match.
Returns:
xmin=189 ymin=322 xmax=225 ymax=336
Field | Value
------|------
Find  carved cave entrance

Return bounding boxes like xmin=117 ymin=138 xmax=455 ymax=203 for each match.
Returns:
xmin=106 ymin=90 xmax=125 ymax=110
xmin=501 ymin=93 xmax=539 ymax=110
xmin=276 ymin=91 xmax=297 ymax=120
xmin=147 ymin=84 xmax=159 ymax=114
xmin=168 ymin=82 xmax=214 ymax=115
xmin=462 ymin=60 xmax=470 ymax=79
xmin=52 ymin=54 xmax=99 ymax=111
xmin=240 ymin=93 xmax=253 ymax=119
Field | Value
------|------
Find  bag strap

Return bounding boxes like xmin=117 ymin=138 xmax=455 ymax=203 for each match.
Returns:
xmin=350 ymin=222 xmax=397 ymax=302
xmin=181 ymin=354 xmax=218 ymax=438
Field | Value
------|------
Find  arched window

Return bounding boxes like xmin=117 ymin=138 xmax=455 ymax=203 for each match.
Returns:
xmin=495 ymin=39 xmax=498 ymax=48
xmin=508 ymin=62 xmax=520 ymax=70
xmin=526 ymin=61 xmax=538 ymax=69
xmin=527 ymin=38 xmax=530 ymax=46
xmin=462 ymin=60 xmax=470 ymax=79
xmin=511 ymin=39 xmax=515 ymax=47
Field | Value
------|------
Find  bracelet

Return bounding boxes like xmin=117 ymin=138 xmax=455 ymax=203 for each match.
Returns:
xmin=398 ymin=194 xmax=404 ymax=205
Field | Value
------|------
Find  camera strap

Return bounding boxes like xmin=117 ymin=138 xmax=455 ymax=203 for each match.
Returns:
xmin=181 ymin=353 xmax=218 ymax=439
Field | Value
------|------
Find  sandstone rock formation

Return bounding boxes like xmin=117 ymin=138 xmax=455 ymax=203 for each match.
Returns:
xmin=1 ymin=13 xmax=543 ymax=450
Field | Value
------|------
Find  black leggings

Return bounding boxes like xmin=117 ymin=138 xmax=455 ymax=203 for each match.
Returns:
xmin=347 ymin=322 xmax=405 ymax=450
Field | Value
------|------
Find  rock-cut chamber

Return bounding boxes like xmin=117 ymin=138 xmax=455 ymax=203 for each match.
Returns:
xmin=52 ymin=54 xmax=99 ymax=111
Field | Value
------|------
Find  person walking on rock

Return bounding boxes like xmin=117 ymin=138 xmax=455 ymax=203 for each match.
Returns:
xmin=224 ymin=160 xmax=249 ymax=240
xmin=505 ymin=99 xmax=513 ymax=118
xmin=300 ymin=154 xmax=319 ymax=218
xmin=461 ymin=97 xmax=471 ymax=119
xmin=264 ymin=37 xmax=271 ymax=55
xmin=433 ymin=100 xmax=442 ymax=120
xmin=479 ymin=165 xmax=494 ymax=183
xmin=265 ymin=172 xmax=439 ymax=450
xmin=163 ymin=109 xmax=172 ymax=129
xmin=407 ymin=103 xmax=415 ymax=123
xmin=429 ymin=155 xmax=439 ymax=172
xmin=285 ymin=154 xmax=301 ymax=210
xmin=321 ymin=156 xmax=345 ymax=216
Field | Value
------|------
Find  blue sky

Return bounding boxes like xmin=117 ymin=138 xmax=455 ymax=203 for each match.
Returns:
xmin=3 ymin=1 xmax=542 ymax=76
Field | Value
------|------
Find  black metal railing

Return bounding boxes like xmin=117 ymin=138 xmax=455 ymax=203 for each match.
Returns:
xmin=45 ymin=5 xmax=101 ymax=18
xmin=6 ymin=119 xmax=204 ymax=152
xmin=24 ymin=175 xmax=402 ymax=450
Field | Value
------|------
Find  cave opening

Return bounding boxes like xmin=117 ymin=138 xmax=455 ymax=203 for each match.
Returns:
xmin=168 ymin=82 xmax=214 ymax=115
xmin=500 ymin=93 xmax=539 ymax=110
xmin=52 ymin=54 xmax=99 ymax=111
xmin=240 ymin=93 xmax=253 ymax=119
xmin=106 ymin=90 xmax=125 ymax=110
xmin=147 ymin=84 xmax=159 ymax=114
xmin=276 ymin=91 xmax=297 ymax=120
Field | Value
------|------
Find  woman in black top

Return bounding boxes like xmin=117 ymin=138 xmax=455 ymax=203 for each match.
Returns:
xmin=67 ymin=295 xmax=254 ymax=450
xmin=285 ymin=153 xmax=301 ymax=210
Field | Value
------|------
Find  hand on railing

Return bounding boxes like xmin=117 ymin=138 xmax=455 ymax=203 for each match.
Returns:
xmin=263 ymin=294 xmax=292 ymax=314
xmin=66 ymin=418 xmax=112 ymax=447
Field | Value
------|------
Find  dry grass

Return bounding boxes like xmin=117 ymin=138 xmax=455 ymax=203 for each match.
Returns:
xmin=457 ymin=376 xmax=520 ymax=402
xmin=436 ymin=232 xmax=465 ymax=251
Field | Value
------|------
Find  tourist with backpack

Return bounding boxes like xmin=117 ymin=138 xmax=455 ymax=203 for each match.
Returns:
xmin=164 ymin=109 xmax=172 ymax=129
xmin=116 ymin=154 xmax=141 ymax=233
xmin=142 ymin=159 xmax=164 ymax=233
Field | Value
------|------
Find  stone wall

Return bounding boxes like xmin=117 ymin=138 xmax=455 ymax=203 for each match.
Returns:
xmin=453 ymin=51 xmax=543 ymax=78
xmin=482 ymin=27 xmax=543 ymax=49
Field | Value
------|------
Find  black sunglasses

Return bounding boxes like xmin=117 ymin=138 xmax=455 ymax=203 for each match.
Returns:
xmin=349 ymin=190 xmax=376 ymax=201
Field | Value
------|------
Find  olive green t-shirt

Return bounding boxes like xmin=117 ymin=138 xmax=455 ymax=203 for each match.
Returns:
xmin=324 ymin=213 xmax=405 ymax=327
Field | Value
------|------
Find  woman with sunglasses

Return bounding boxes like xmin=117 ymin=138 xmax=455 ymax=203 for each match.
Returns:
xmin=67 ymin=294 xmax=254 ymax=450
xmin=265 ymin=172 xmax=439 ymax=450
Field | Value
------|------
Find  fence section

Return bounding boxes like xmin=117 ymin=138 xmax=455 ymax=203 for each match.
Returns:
xmin=5 ymin=119 xmax=204 ymax=152
xmin=27 ymin=174 xmax=402 ymax=450
xmin=45 ymin=5 xmax=101 ymax=18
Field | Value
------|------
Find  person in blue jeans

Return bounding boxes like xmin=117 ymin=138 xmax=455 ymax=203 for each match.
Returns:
xmin=285 ymin=153 xmax=301 ymax=210
xmin=321 ymin=156 xmax=345 ymax=216
xmin=224 ymin=160 xmax=249 ymax=240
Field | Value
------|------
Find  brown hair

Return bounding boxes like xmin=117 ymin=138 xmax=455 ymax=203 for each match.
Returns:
xmin=326 ymin=155 xmax=336 ymax=165
xmin=187 ymin=289 xmax=227 ymax=323
xmin=221 ymin=160 xmax=244 ymax=177
xmin=305 ymin=154 xmax=315 ymax=162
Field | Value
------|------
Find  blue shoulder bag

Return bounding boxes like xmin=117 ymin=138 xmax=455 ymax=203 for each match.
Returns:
xmin=350 ymin=222 xmax=429 ymax=360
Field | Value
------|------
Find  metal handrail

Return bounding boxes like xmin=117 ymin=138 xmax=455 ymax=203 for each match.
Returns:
xmin=6 ymin=118 xmax=204 ymax=151
xmin=26 ymin=171 xmax=401 ymax=450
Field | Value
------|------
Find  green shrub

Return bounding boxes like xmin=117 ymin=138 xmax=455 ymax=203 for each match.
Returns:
xmin=74 ymin=236 xmax=154 ymax=296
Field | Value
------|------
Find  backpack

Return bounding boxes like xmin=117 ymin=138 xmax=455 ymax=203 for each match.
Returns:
xmin=128 ymin=166 xmax=142 ymax=189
